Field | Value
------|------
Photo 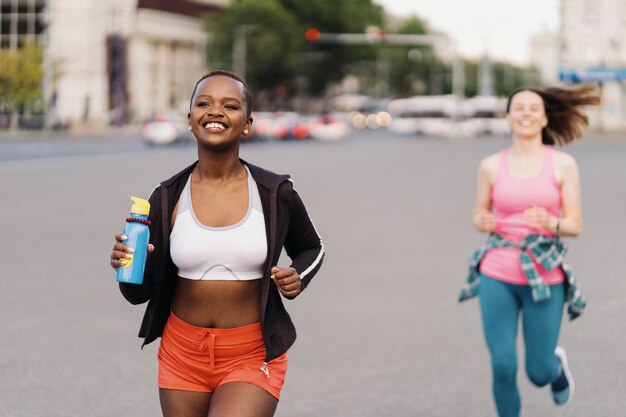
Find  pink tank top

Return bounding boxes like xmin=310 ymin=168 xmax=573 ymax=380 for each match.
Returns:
xmin=479 ymin=147 xmax=565 ymax=285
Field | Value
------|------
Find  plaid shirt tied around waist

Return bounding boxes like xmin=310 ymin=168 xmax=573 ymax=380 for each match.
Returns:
xmin=459 ymin=233 xmax=586 ymax=320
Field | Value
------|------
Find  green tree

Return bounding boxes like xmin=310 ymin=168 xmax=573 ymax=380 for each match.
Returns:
xmin=463 ymin=60 xmax=479 ymax=97
xmin=280 ymin=0 xmax=384 ymax=93
xmin=492 ymin=62 xmax=542 ymax=95
xmin=204 ymin=0 xmax=385 ymax=105
xmin=205 ymin=0 xmax=300 ymax=93
xmin=0 ymin=43 xmax=43 ymax=128
xmin=382 ymin=16 xmax=450 ymax=97
xmin=463 ymin=59 xmax=542 ymax=97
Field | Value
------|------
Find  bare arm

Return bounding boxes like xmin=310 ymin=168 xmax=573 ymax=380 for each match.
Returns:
xmin=524 ymin=152 xmax=582 ymax=236
xmin=472 ymin=155 xmax=497 ymax=233
xmin=557 ymin=154 xmax=583 ymax=236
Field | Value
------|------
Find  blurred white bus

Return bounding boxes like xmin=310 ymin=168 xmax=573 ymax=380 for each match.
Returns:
xmin=386 ymin=94 xmax=511 ymax=138
xmin=459 ymin=95 xmax=510 ymax=137
xmin=387 ymin=95 xmax=460 ymax=137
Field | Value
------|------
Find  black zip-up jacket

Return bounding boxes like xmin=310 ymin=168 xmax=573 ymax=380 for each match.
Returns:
xmin=119 ymin=159 xmax=324 ymax=362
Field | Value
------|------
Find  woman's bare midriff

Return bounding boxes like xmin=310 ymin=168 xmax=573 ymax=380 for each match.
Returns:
xmin=171 ymin=277 xmax=262 ymax=328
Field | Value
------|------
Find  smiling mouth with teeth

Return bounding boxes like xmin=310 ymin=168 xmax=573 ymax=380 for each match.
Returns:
xmin=204 ymin=122 xmax=226 ymax=130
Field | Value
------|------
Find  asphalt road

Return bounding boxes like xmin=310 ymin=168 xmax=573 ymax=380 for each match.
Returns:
xmin=0 ymin=129 xmax=150 ymax=162
xmin=1 ymin=131 xmax=625 ymax=417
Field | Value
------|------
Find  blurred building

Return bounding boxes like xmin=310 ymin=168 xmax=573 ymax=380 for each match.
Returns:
xmin=0 ymin=1 xmax=46 ymax=48
xmin=38 ymin=0 xmax=226 ymax=129
xmin=530 ymin=31 xmax=560 ymax=86
xmin=532 ymin=0 xmax=626 ymax=131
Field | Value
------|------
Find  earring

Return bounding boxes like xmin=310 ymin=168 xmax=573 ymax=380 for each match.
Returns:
xmin=243 ymin=129 xmax=249 ymax=135
xmin=187 ymin=125 xmax=192 ymax=131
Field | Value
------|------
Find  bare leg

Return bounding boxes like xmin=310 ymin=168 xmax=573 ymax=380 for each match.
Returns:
xmin=159 ymin=388 xmax=212 ymax=417
xmin=208 ymin=382 xmax=278 ymax=417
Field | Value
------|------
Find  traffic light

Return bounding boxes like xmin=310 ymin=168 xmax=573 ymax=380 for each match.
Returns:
xmin=304 ymin=28 xmax=321 ymax=42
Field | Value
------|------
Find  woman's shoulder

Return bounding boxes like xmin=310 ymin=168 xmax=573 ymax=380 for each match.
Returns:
xmin=478 ymin=151 xmax=502 ymax=173
xmin=551 ymin=148 xmax=578 ymax=172
xmin=244 ymin=160 xmax=280 ymax=176
xmin=551 ymin=148 xmax=577 ymax=164
xmin=244 ymin=160 xmax=291 ymax=189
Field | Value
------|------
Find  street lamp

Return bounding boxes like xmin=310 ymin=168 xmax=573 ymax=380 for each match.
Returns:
xmin=232 ymin=24 xmax=258 ymax=81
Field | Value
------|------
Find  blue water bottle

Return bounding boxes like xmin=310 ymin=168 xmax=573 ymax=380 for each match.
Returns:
xmin=116 ymin=196 xmax=151 ymax=285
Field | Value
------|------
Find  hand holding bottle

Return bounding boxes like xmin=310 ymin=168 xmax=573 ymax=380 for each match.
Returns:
xmin=113 ymin=196 xmax=153 ymax=285
xmin=110 ymin=233 xmax=154 ymax=271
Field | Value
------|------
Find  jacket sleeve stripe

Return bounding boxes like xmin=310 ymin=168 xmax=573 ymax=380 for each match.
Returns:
xmin=288 ymin=179 xmax=324 ymax=281
xmin=299 ymin=218 xmax=325 ymax=280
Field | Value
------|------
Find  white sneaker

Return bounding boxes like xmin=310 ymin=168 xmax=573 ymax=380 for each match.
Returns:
xmin=551 ymin=346 xmax=575 ymax=406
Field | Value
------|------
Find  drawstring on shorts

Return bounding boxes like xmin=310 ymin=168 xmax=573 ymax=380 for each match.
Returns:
xmin=196 ymin=329 xmax=216 ymax=369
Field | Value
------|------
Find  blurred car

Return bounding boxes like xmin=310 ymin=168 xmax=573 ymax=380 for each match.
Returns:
xmin=252 ymin=112 xmax=311 ymax=140
xmin=308 ymin=113 xmax=349 ymax=140
xmin=272 ymin=112 xmax=311 ymax=140
xmin=142 ymin=113 xmax=192 ymax=145
xmin=250 ymin=112 xmax=274 ymax=139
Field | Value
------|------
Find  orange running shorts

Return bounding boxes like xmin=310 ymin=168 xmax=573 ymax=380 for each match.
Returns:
xmin=157 ymin=311 xmax=287 ymax=400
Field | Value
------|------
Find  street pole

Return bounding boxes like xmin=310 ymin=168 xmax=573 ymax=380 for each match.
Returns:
xmin=479 ymin=54 xmax=494 ymax=96
xmin=42 ymin=0 xmax=53 ymax=129
xmin=375 ymin=52 xmax=390 ymax=98
xmin=232 ymin=25 xmax=257 ymax=81
xmin=452 ymin=42 xmax=465 ymax=120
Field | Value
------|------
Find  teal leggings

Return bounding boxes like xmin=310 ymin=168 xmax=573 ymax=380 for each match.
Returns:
xmin=478 ymin=273 xmax=565 ymax=417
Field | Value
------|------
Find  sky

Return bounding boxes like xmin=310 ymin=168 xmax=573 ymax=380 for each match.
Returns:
xmin=375 ymin=0 xmax=559 ymax=65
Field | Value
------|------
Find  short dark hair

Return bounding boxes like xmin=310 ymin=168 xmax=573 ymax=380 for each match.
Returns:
xmin=189 ymin=70 xmax=253 ymax=117
xmin=506 ymin=84 xmax=600 ymax=146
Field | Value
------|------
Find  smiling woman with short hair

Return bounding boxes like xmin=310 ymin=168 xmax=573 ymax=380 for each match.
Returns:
xmin=110 ymin=70 xmax=325 ymax=417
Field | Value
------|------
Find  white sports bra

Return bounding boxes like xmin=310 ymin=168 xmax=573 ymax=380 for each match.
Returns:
xmin=170 ymin=165 xmax=267 ymax=281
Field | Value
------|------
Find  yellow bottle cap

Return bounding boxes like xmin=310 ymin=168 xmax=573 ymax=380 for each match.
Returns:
xmin=130 ymin=196 xmax=150 ymax=215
